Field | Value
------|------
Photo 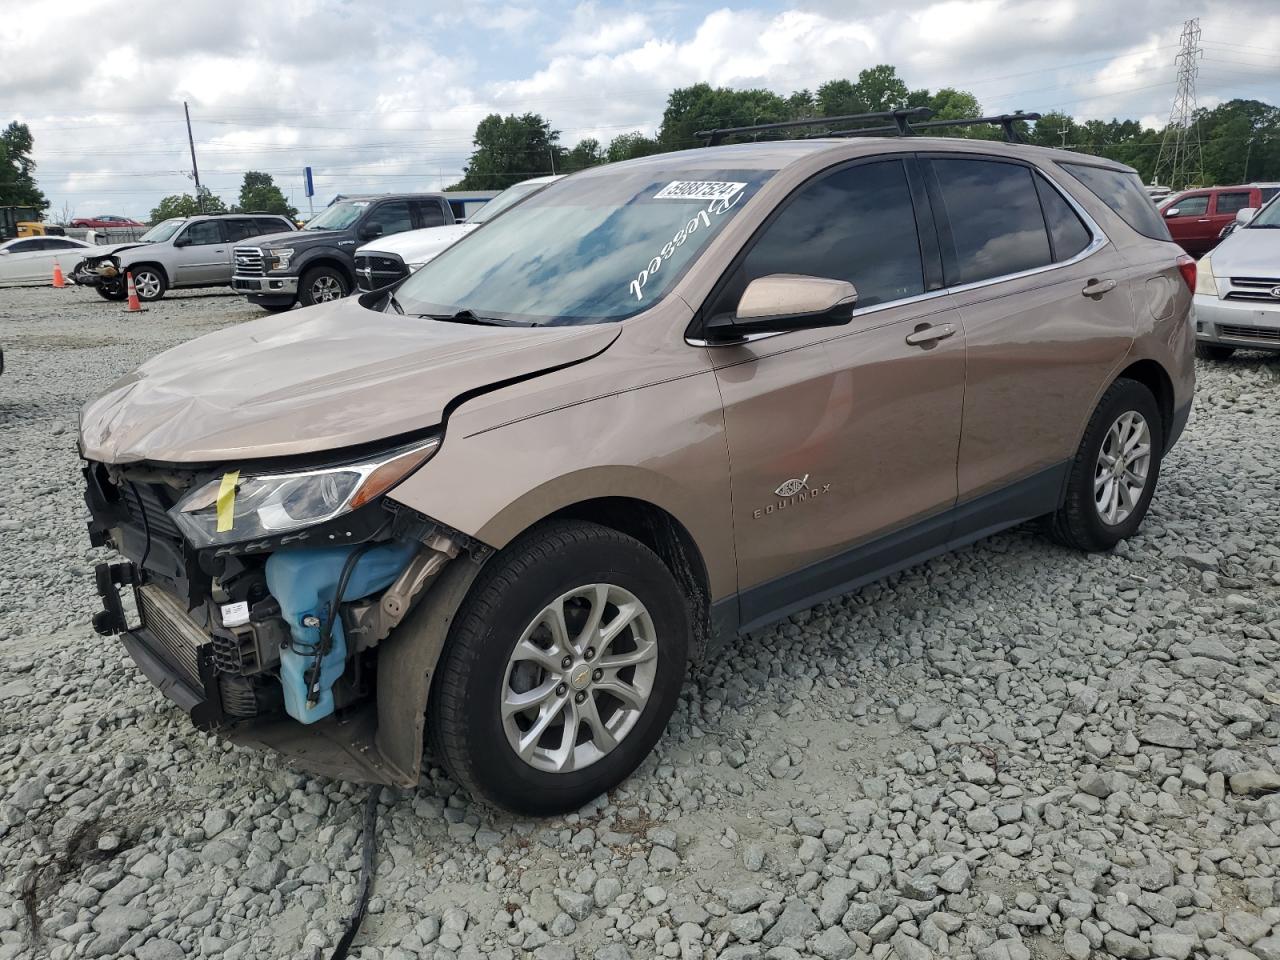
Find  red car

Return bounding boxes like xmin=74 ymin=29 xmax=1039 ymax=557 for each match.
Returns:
xmin=1158 ymin=183 xmax=1280 ymax=257
xmin=69 ymin=214 xmax=145 ymax=229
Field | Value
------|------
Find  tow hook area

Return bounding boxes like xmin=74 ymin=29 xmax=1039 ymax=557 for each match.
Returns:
xmin=92 ymin=561 xmax=138 ymax=636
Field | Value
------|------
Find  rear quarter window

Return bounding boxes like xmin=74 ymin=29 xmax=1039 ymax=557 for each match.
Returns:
xmin=1059 ymin=162 xmax=1172 ymax=242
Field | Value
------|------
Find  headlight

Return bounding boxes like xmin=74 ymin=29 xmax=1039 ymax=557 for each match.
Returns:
xmin=1195 ymin=254 xmax=1218 ymax=297
xmin=268 ymin=248 xmax=295 ymax=271
xmin=170 ymin=436 xmax=440 ymax=547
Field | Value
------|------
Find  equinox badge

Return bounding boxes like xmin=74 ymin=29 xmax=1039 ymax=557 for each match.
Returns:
xmin=755 ymin=475 xmax=831 ymax=519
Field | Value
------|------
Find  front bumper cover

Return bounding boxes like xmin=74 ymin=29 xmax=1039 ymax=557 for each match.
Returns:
xmin=231 ymin=274 xmax=299 ymax=296
xmin=1193 ymin=294 xmax=1280 ymax=350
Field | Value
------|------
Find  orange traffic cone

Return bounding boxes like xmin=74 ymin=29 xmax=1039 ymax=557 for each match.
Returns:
xmin=124 ymin=272 xmax=145 ymax=313
xmin=51 ymin=259 xmax=66 ymax=288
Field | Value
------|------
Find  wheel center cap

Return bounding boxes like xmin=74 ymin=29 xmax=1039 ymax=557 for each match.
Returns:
xmin=569 ymin=664 xmax=592 ymax=691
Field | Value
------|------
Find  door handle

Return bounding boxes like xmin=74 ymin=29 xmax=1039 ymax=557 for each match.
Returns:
xmin=1196 ymin=218 xmax=1210 ymax=223
xmin=904 ymin=322 xmax=956 ymax=347
xmin=1082 ymin=278 xmax=1117 ymax=299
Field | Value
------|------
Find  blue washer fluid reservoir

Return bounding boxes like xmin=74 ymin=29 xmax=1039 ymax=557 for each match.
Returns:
xmin=265 ymin=539 xmax=418 ymax=724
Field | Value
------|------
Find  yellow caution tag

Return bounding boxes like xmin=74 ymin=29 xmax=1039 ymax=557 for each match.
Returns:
xmin=216 ymin=470 xmax=240 ymax=533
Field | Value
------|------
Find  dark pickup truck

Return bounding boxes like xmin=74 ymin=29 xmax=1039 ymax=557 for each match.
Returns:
xmin=230 ymin=193 xmax=454 ymax=311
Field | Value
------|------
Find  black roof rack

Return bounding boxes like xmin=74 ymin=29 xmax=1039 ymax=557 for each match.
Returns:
xmin=696 ymin=108 xmax=932 ymax=146
xmin=696 ymin=108 xmax=1041 ymax=146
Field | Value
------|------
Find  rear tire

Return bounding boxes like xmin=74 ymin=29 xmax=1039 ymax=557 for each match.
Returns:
xmin=298 ymin=267 xmax=349 ymax=307
xmin=129 ymin=266 xmax=167 ymax=302
xmin=1195 ymin=342 xmax=1235 ymax=362
xmin=1048 ymin=378 xmax=1163 ymax=552
xmin=429 ymin=520 xmax=690 ymax=815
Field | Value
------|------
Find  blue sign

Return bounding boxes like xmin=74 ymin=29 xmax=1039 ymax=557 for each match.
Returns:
xmin=304 ymin=167 xmax=314 ymax=198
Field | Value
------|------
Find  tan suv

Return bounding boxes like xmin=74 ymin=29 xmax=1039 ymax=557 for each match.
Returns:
xmin=80 ymin=120 xmax=1195 ymax=814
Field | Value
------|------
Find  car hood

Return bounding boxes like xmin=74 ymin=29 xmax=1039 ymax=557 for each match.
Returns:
xmin=82 ymin=241 xmax=146 ymax=260
xmin=1211 ymin=228 xmax=1280 ymax=277
xmin=358 ymin=223 xmax=476 ymax=263
xmin=79 ymin=296 xmax=620 ymax=464
xmin=250 ymin=229 xmax=328 ymax=248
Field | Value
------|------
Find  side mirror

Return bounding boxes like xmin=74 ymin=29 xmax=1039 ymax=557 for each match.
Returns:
xmin=359 ymin=223 xmax=384 ymax=241
xmin=1163 ymin=207 xmax=1180 ymax=218
xmin=704 ymin=275 xmax=857 ymax=342
xmin=1235 ymin=207 xmax=1258 ymax=224
xmin=172 ymin=235 xmax=189 ymax=247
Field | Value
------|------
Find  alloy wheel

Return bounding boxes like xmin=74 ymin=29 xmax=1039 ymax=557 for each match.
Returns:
xmin=133 ymin=271 xmax=162 ymax=300
xmin=501 ymin=583 xmax=658 ymax=774
xmin=1094 ymin=410 xmax=1152 ymax=525
xmin=310 ymin=275 xmax=344 ymax=302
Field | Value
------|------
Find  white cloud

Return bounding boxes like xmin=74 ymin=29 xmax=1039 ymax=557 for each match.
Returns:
xmin=2 ymin=0 xmax=1277 ymax=218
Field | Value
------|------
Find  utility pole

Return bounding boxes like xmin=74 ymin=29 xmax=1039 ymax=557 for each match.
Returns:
xmin=1153 ymin=19 xmax=1205 ymax=190
xmin=184 ymin=101 xmax=203 ymax=212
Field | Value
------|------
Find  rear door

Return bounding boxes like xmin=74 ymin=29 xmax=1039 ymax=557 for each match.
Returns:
xmin=411 ymin=199 xmax=449 ymax=229
xmin=170 ymin=220 xmax=229 ymax=285
xmin=923 ymin=155 xmax=1136 ymax=519
xmin=1161 ymin=192 xmax=1213 ymax=254
xmin=707 ymin=156 xmax=966 ymax=624
xmin=1212 ymin=190 xmax=1254 ymax=239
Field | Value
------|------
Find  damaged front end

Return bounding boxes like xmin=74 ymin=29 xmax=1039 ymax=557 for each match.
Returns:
xmin=69 ymin=250 xmax=125 ymax=293
xmin=83 ymin=436 xmax=486 ymax=783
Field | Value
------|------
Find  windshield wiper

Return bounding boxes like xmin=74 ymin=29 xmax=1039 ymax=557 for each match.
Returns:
xmin=420 ymin=309 xmax=535 ymax=327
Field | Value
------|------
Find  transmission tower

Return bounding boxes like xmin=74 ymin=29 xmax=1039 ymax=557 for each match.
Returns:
xmin=1153 ymin=18 xmax=1205 ymax=189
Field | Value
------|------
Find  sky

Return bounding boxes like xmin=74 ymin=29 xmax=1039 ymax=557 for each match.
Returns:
xmin=2 ymin=0 xmax=1278 ymax=220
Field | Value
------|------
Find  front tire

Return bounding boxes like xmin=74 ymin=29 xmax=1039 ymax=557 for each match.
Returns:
xmin=258 ymin=302 xmax=295 ymax=313
xmin=1048 ymin=377 xmax=1163 ymax=552
xmin=129 ymin=266 xmax=167 ymax=302
xmin=95 ymin=282 xmax=126 ymax=301
xmin=430 ymin=520 xmax=690 ymax=815
xmin=298 ymin=266 xmax=349 ymax=307
xmin=1195 ymin=342 xmax=1235 ymax=362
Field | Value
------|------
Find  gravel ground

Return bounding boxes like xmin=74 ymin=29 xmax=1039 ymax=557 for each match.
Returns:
xmin=2 ymin=283 xmax=1280 ymax=960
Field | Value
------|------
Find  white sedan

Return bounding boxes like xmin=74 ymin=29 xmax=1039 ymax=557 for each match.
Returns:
xmin=0 ymin=236 xmax=94 ymax=287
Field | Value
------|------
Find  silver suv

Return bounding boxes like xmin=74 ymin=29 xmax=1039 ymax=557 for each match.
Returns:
xmin=70 ymin=213 xmax=296 ymax=302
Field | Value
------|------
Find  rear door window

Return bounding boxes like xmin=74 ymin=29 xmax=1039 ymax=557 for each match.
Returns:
xmin=413 ymin=200 xmax=447 ymax=228
xmin=713 ymin=159 xmax=925 ymax=312
xmin=930 ymin=158 xmax=1052 ymax=285
xmin=1214 ymin=192 xmax=1252 ymax=215
xmin=1034 ymin=175 xmax=1092 ymax=262
xmin=1059 ymin=162 xmax=1172 ymax=241
xmin=224 ymin=219 xmax=261 ymax=242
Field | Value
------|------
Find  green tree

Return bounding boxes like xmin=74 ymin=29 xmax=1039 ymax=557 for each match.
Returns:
xmin=149 ymin=186 xmax=227 ymax=222
xmin=0 ymin=121 xmax=47 ymax=210
xmin=234 ymin=171 xmax=297 ymax=218
xmin=605 ymin=132 xmax=661 ymax=163
xmin=657 ymin=83 xmax=790 ymax=148
xmin=817 ymin=66 xmax=911 ymax=118
xmin=455 ymin=113 xmax=560 ymax=189
xmin=561 ymin=138 xmax=605 ymax=173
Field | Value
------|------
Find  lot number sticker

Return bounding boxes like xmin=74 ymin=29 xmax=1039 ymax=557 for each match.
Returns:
xmin=653 ymin=180 xmax=747 ymax=201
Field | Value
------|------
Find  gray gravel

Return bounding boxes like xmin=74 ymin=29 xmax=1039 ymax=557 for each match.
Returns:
xmin=2 ymin=283 xmax=1280 ymax=960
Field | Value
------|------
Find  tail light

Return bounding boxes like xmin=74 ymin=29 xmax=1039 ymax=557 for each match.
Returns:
xmin=1176 ymin=254 xmax=1196 ymax=293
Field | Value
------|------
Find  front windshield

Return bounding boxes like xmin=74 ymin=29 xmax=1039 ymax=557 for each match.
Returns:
xmin=138 ymin=219 xmax=184 ymax=243
xmin=468 ymin=181 xmax=549 ymax=225
xmin=1247 ymin=195 xmax=1280 ymax=228
xmin=395 ymin=168 xmax=773 ymax=325
xmin=305 ymin=200 xmax=370 ymax=230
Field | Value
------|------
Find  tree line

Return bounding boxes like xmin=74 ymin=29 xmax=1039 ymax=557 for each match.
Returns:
xmin=449 ymin=64 xmax=1280 ymax=192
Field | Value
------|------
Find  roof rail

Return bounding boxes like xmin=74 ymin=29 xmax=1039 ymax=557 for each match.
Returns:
xmin=818 ymin=110 xmax=1042 ymax=144
xmin=695 ymin=108 xmax=934 ymax=146
xmin=698 ymin=108 xmax=1042 ymax=146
